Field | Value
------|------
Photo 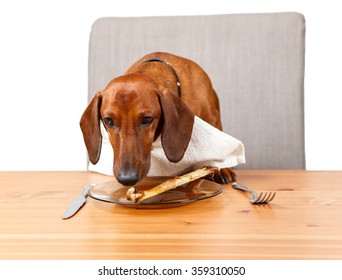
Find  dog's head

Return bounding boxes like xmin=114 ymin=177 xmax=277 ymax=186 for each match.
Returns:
xmin=80 ymin=74 xmax=194 ymax=186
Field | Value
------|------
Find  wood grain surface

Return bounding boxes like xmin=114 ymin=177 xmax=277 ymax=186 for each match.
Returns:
xmin=1 ymin=170 xmax=342 ymax=260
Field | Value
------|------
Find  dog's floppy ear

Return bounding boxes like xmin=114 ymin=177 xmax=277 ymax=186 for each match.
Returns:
xmin=158 ymin=90 xmax=194 ymax=162
xmin=80 ymin=92 xmax=102 ymax=164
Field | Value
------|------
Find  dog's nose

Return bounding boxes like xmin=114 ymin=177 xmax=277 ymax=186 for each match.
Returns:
xmin=117 ymin=170 xmax=140 ymax=186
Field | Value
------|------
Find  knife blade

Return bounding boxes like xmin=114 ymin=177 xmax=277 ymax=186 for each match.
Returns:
xmin=62 ymin=184 xmax=94 ymax=219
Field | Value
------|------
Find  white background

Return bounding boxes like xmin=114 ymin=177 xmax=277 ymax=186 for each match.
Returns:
xmin=0 ymin=0 xmax=341 ymax=171
xmin=1 ymin=260 xmax=341 ymax=280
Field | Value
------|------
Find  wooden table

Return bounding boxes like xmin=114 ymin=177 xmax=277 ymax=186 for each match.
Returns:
xmin=1 ymin=170 xmax=342 ymax=260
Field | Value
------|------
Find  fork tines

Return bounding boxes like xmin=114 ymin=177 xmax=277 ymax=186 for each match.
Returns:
xmin=253 ymin=192 xmax=276 ymax=204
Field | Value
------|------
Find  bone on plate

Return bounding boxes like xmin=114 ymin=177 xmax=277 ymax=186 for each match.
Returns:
xmin=126 ymin=166 xmax=218 ymax=203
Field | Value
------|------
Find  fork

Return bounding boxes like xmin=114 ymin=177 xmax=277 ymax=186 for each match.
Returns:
xmin=232 ymin=182 xmax=276 ymax=204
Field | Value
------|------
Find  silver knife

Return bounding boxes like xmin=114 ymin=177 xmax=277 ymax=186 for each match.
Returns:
xmin=62 ymin=184 xmax=94 ymax=219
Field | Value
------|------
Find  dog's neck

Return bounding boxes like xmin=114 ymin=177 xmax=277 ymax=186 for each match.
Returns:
xmin=139 ymin=58 xmax=181 ymax=97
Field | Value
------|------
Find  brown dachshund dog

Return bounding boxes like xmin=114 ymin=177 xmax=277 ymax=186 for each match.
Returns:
xmin=80 ymin=52 xmax=235 ymax=186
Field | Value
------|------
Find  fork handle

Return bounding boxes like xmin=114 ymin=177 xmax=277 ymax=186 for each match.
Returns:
xmin=232 ymin=182 xmax=254 ymax=195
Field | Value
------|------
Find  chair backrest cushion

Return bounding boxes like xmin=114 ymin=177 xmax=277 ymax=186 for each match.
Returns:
xmin=88 ymin=12 xmax=306 ymax=169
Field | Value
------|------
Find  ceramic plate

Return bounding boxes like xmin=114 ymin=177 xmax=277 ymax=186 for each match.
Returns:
xmin=88 ymin=178 xmax=223 ymax=209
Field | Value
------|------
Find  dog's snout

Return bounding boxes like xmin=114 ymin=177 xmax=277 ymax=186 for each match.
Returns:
xmin=117 ymin=170 xmax=140 ymax=186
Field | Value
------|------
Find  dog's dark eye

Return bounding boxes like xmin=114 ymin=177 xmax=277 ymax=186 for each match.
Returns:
xmin=141 ymin=116 xmax=154 ymax=127
xmin=103 ymin=117 xmax=115 ymax=127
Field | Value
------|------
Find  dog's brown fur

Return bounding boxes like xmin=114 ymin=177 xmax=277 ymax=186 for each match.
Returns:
xmin=80 ymin=52 xmax=234 ymax=186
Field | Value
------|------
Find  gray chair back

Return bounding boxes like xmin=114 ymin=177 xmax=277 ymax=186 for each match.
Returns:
xmin=88 ymin=13 xmax=306 ymax=169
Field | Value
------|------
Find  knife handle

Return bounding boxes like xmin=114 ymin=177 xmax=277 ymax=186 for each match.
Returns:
xmin=81 ymin=184 xmax=94 ymax=197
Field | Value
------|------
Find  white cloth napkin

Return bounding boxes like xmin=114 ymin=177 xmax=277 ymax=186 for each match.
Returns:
xmin=88 ymin=116 xmax=245 ymax=176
